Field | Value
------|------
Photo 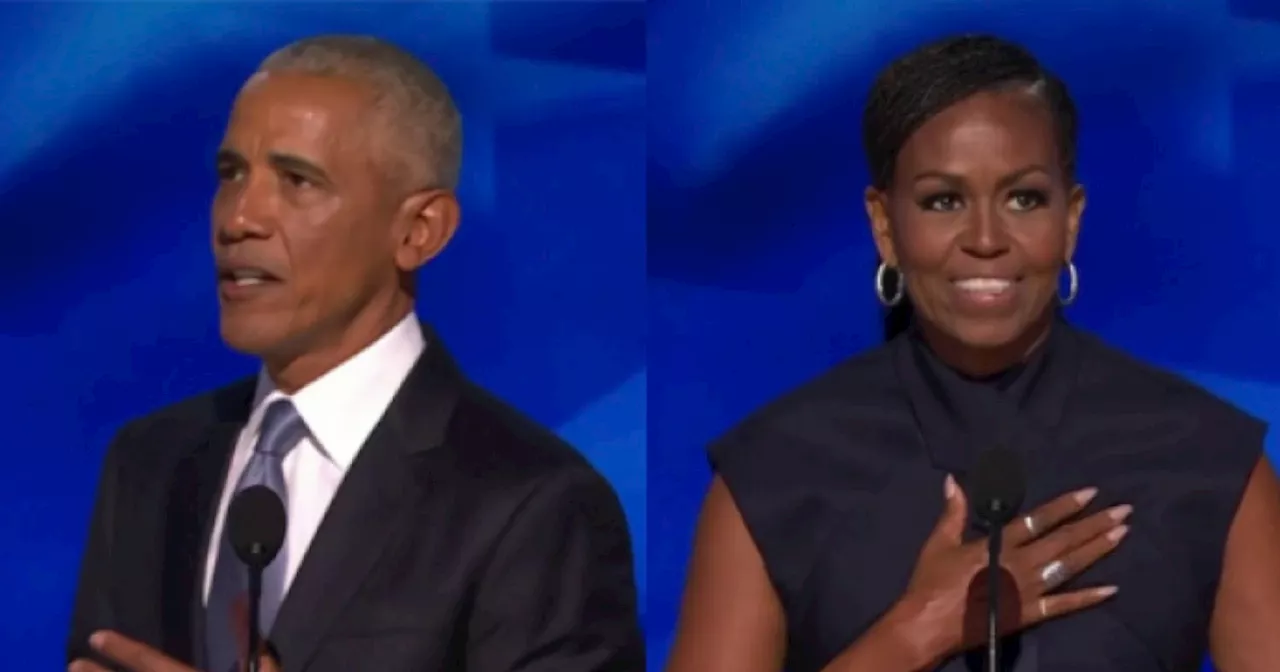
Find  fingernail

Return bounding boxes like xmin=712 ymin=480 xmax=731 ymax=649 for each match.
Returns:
xmin=1109 ymin=504 xmax=1133 ymax=522
xmin=1096 ymin=585 xmax=1118 ymax=597
xmin=1075 ymin=487 xmax=1098 ymax=504
xmin=89 ymin=632 xmax=106 ymax=649
xmin=944 ymin=474 xmax=957 ymax=499
xmin=1107 ymin=524 xmax=1129 ymax=542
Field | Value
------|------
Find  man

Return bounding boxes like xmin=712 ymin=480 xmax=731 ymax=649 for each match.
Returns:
xmin=66 ymin=35 xmax=643 ymax=672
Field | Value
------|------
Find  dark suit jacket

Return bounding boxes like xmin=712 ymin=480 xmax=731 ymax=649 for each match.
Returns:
xmin=67 ymin=327 xmax=644 ymax=671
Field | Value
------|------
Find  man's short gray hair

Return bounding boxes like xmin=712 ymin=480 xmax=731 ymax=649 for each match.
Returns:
xmin=259 ymin=34 xmax=463 ymax=190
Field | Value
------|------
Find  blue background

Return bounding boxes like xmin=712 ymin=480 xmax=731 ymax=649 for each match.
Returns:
xmin=0 ymin=3 xmax=644 ymax=669
xmin=647 ymin=0 xmax=1280 ymax=668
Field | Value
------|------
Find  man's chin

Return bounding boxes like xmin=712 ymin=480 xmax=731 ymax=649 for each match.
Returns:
xmin=218 ymin=321 xmax=286 ymax=358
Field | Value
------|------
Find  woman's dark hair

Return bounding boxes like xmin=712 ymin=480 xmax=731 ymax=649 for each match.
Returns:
xmin=863 ymin=34 xmax=1079 ymax=340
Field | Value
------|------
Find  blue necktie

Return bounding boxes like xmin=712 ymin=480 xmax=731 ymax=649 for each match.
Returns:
xmin=206 ymin=399 xmax=305 ymax=672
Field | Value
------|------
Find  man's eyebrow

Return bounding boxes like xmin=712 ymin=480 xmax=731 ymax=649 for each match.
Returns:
xmin=213 ymin=149 xmax=334 ymax=186
xmin=215 ymin=148 xmax=244 ymax=166
xmin=268 ymin=152 xmax=332 ymax=184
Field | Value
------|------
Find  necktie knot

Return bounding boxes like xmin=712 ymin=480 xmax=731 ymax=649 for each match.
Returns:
xmin=255 ymin=399 xmax=305 ymax=459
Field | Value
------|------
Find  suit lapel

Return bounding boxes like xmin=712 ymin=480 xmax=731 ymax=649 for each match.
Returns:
xmin=164 ymin=379 xmax=253 ymax=665
xmin=269 ymin=328 xmax=462 ymax=671
xmin=183 ymin=422 xmax=243 ymax=665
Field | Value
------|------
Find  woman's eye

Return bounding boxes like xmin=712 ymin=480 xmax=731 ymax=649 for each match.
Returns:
xmin=1008 ymin=190 xmax=1047 ymax=211
xmin=920 ymin=193 xmax=962 ymax=211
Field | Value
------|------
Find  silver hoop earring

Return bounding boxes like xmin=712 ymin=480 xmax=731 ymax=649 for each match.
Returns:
xmin=875 ymin=262 xmax=904 ymax=307
xmin=1059 ymin=261 xmax=1079 ymax=306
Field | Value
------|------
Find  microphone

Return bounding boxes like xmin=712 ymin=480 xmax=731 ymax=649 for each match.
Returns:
xmin=227 ymin=485 xmax=287 ymax=672
xmin=968 ymin=446 xmax=1026 ymax=672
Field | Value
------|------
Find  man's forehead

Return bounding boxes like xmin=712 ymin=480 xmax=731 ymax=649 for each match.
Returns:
xmin=231 ymin=72 xmax=369 ymax=123
xmin=222 ymin=71 xmax=375 ymax=160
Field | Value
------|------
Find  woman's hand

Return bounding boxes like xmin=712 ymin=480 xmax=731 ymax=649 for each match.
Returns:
xmin=890 ymin=475 xmax=1130 ymax=666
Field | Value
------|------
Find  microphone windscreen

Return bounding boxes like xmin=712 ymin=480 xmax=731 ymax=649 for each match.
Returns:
xmin=968 ymin=446 xmax=1026 ymax=526
xmin=227 ymin=485 xmax=287 ymax=570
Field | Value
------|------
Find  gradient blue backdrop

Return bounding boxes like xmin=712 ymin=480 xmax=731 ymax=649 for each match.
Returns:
xmin=0 ymin=3 xmax=644 ymax=669
xmin=648 ymin=0 xmax=1280 ymax=668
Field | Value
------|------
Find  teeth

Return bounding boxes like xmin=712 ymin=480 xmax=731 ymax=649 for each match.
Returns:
xmin=233 ymin=277 xmax=265 ymax=286
xmin=954 ymin=278 xmax=1012 ymax=293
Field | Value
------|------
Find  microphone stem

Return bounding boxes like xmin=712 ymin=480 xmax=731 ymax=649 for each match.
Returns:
xmin=247 ymin=568 xmax=262 ymax=672
xmin=987 ymin=524 xmax=1002 ymax=672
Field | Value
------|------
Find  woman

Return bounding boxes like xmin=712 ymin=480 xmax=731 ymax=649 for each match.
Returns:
xmin=665 ymin=35 xmax=1280 ymax=672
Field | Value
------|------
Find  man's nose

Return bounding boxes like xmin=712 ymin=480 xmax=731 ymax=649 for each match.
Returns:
xmin=215 ymin=177 xmax=275 ymax=242
xmin=217 ymin=213 xmax=269 ymax=243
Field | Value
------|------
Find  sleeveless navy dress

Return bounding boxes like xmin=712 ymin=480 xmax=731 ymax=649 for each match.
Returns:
xmin=710 ymin=321 xmax=1265 ymax=671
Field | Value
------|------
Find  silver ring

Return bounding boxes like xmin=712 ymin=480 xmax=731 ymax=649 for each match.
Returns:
xmin=1022 ymin=515 xmax=1037 ymax=537
xmin=1039 ymin=559 xmax=1068 ymax=590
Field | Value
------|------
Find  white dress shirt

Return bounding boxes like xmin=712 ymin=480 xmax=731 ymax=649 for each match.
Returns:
xmin=202 ymin=313 xmax=426 ymax=603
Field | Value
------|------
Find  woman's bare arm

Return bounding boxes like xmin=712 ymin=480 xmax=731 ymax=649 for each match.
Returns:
xmin=1209 ymin=456 xmax=1280 ymax=671
xmin=665 ymin=477 xmax=929 ymax=672
xmin=664 ymin=476 xmax=788 ymax=672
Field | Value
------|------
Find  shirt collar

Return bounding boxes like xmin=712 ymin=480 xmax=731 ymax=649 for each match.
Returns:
xmin=249 ymin=313 xmax=426 ymax=471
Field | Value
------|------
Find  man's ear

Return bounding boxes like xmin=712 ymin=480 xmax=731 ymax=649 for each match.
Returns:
xmin=393 ymin=189 xmax=460 ymax=272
